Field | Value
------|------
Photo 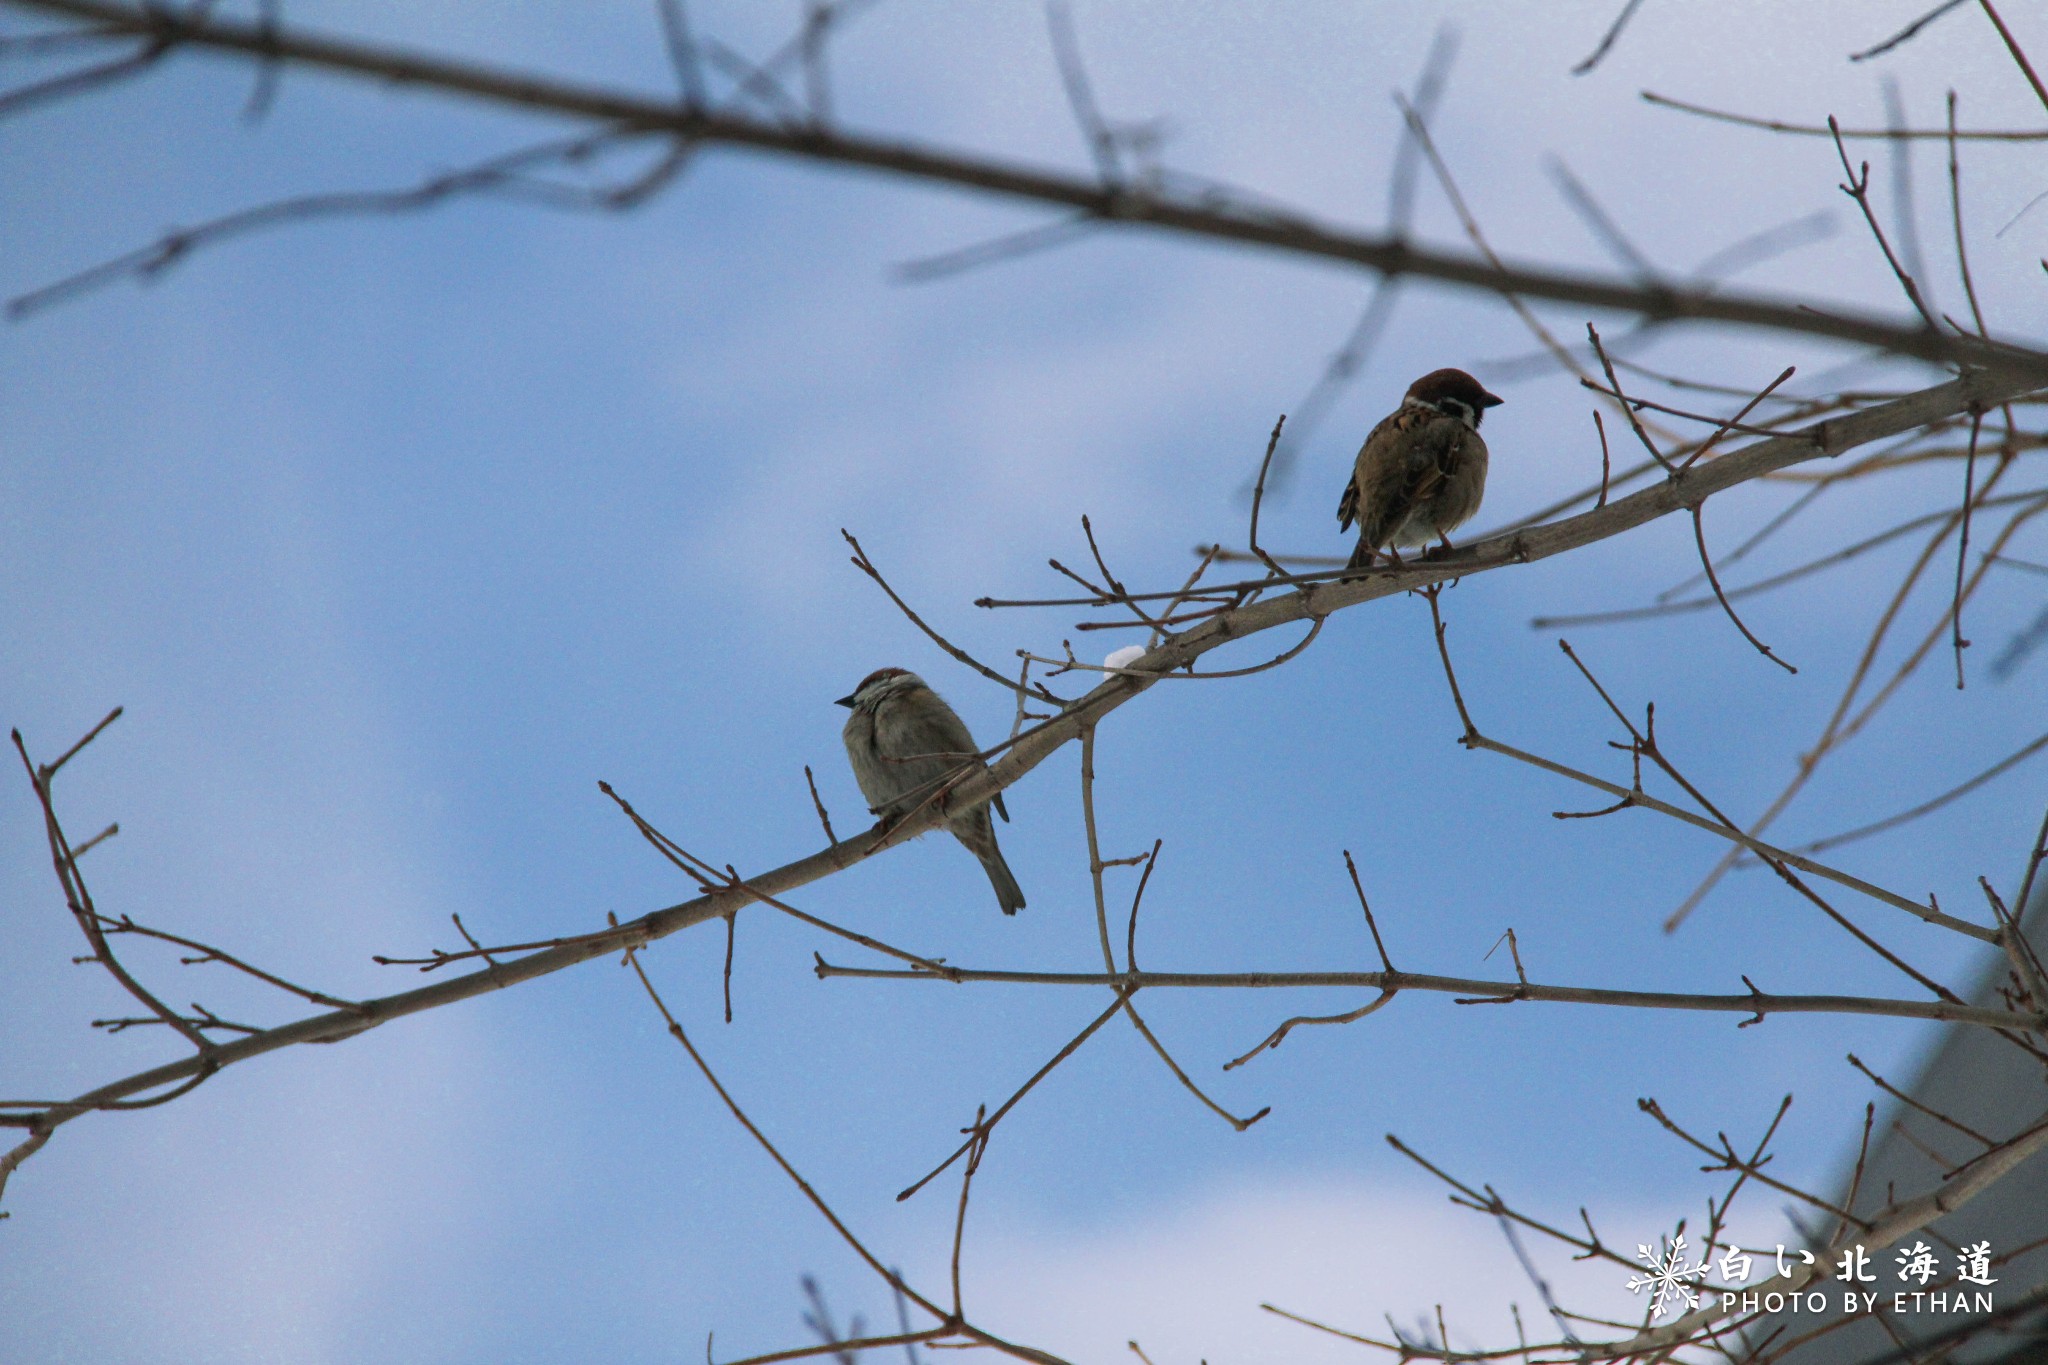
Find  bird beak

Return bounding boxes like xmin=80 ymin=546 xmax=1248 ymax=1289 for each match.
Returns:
xmin=1478 ymin=389 xmax=1505 ymax=409
xmin=834 ymin=693 xmax=857 ymax=708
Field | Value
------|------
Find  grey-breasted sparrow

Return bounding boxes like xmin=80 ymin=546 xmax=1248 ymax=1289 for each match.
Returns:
xmin=837 ymin=667 xmax=1026 ymax=916
xmin=1338 ymin=367 xmax=1505 ymax=569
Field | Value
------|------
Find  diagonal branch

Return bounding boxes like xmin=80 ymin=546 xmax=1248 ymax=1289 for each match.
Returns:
xmin=4 ymin=0 xmax=2046 ymax=378
xmin=14 ymin=726 xmax=214 ymax=1054
xmin=1979 ymin=0 xmax=2048 ymax=118
xmin=1642 ymin=90 xmax=2048 ymax=141
xmin=5 ymin=365 xmax=2032 ymax=1207
xmin=811 ymin=961 xmax=2040 ymax=1032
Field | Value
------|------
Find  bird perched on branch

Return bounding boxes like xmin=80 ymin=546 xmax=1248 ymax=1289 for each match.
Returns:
xmin=1338 ymin=367 xmax=1505 ymax=569
xmin=838 ymin=667 xmax=1026 ymax=915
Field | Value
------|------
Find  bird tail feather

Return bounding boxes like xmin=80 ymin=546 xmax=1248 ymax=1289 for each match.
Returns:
xmin=953 ymin=811 xmax=1026 ymax=915
xmin=980 ymin=846 xmax=1026 ymax=916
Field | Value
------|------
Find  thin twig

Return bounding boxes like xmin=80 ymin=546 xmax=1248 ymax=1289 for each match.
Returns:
xmin=1576 ymin=378 xmax=1796 ymax=444
xmin=1248 ymin=30 xmax=1455 ymax=498
xmin=1386 ymin=1135 xmax=1639 ymax=1271
xmin=11 ymin=129 xmax=685 ymax=318
xmin=1594 ymin=410 xmax=1612 ymax=507
xmin=1681 ymin=366 xmax=1799 ymax=469
xmin=1079 ymin=515 xmax=1165 ymax=633
xmin=1045 ymin=0 xmax=1120 ymax=187
xmin=1642 ymin=90 xmax=2048 ymax=140
xmin=1558 ymin=641 xmax=1975 ymax=1003
xmin=1979 ymin=0 xmax=2048 ymax=118
xmin=1853 ymin=0 xmax=1971 ymax=61
xmin=1572 ymin=0 xmax=1649 ymax=75
xmin=803 ymin=765 xmax=838 ymax=845
xmin=798 ymin=0 xmax=830 ymax=126
xmin=894 ymin=213 xmax=1095 ymax=283
xmin=1639 ymin=1097 xmax=1866 ymax=1229
xmin=1690 ymin=499 xmax=1798 ymax=673
xmin=1079 ymin=725 xmax=1265 ymax=1129
xmin=600 ymin=782 xmax=958 ymax=978
xmin=813 ymin=962 xmax=2038 ymax=1032
xmin=1400 ymin=93 xmax=1604 ymax=384
xmin=95 ymin=912 xmax=363 ymax=1011
xmin=895 ymin=995 xmax=1124 ymax=1202
xmin=0 ymin=28 xmax=165 ymax=118
xmin=843 ymin=530 xmax=1061 ymax=704
xmin=1548 ymin=156 xmax=1658 ymax=279
xmin=654 ymin=0 xmax=706 ymax=108
xmin=1586 ymin=325 xmax=1675 ymax=472
xmin=1346 ymin=850 xmax=1398 ymax=973
xmin=38 ymin=704 xmax=123 ymax=779
xmin=624 ymin=964 xmax=1067 ymax=1365
xmin=1953 ymin=408 xmax=1985 ymax=686
xmin=1830 ymin=117 xmax=1942 ymax=332
xmin=722 ymin=911 xmax=736 ymax=1023
xmin=2012 ymin=804 xmax=2048 ymax=928
xmin=1124 ymin=839 xmax=1161 ymax=973
xmin=1222 ymin=990 xmax=1396 ymax=1069
xmin=1847 ymin=1053 xmax=1997 ymax=1148
xmin=1534 ymin=488 xmax=2048 ymax=631
xmin=1668 ymin=466 xmax=2044 ymax=931
xmin=1834 ymin=1102 xmax=1878 ymax=1246
xmin=1948 ymin=92 xmax=1990 ymax=338
xmin=1018 ymin=616 xmax=1324 ymax=681
xmin=1787 ymin=729 xmax=2048 ymax=855
xmin=1246 ymin=414 xmax=1289 ymax=580
xmin=15 ymin=727 xmax=214 ymax=1053
xmin=67 ymin=822 xmax=117 ymax=859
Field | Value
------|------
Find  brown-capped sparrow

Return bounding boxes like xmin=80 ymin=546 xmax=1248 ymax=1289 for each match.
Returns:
xmin=837 ymin=667 xmax=1026 ymax=916
xmin=1338 ymin=367 xmax=1505 ymax=569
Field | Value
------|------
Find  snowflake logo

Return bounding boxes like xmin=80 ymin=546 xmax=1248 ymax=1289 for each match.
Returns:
xmin=1627 ymin=1235 xmax=1711 ymax=1318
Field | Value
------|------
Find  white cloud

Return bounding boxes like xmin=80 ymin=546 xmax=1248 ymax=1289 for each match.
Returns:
xmin=946 ymin=1175 xmax=1731 ymax=1365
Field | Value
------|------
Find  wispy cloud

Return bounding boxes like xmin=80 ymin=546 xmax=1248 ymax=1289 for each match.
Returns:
xmin=946 ymin=1175 xmax=1752 ymax=1364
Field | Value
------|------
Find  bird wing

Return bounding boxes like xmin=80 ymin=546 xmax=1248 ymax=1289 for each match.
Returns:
xmin=1391 ymin=416 xmax=1473 ymax=534
xmin=1345 ymin=406 xmax=1436 ymax=546
xmin=875 ymin=690 xmax=984 ymax=812
xmin=1338 ymin=408 xmax=1405 ymax=531
xmin=1405 ymin=424 xmax=1457 ymax=500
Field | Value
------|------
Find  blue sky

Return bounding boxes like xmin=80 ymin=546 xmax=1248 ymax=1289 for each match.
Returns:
xmin=5 ymin=2 xmax=2048 ymax=1361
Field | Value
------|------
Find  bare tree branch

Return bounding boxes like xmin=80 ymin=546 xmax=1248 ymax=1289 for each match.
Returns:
xmin=812 ymin=961 xmax=2038 ymax=1033
xmin=3 ymin=0 xmax=2044 ymax=378
xmin=1643 ymin=90 xmax=2048 ymax=140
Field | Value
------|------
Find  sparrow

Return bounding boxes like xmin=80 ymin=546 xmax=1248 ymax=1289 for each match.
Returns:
xmin=837 ymin=667 xmax=1026 ymax=916
xmin=1338 ymin=367 xmax=1505 ymax=569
